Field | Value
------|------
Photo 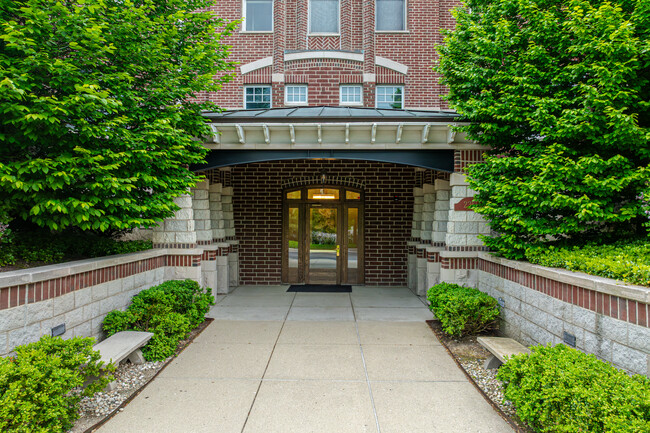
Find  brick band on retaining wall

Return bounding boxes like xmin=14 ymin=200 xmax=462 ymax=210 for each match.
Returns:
xmin=0 ymin=251 xmax=205 ymax=311
xmin=479 ymin=258 xmax=649 ymax=328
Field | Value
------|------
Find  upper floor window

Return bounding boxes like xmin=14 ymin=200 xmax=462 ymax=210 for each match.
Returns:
xmin=376 ymin=0 xmax=406 ymax=31
xmin=243 ymin=0 xmax=273 ymax=32
xmin=310 ymin=0 xmax=340 ymax=34
xmin=285 ymin=85 xmax=308 ymax=105
xmin=245 ymin=86 xmax=271 ymax=109
xmin=376 ymin=86 xmax=404 ymax=109
xmin=340 ymin=85 xmax=363 ymax=106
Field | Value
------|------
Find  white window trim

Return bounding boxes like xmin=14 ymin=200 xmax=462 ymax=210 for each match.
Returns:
xmin=375 ymin=0 xmax=408 ymax=33
xmin=375 ymin=85 xmax=405 ymax=109
xmin=241 ymin=0 xmax=274 ymax=33
xmin=308 ymin=0 xmax=341 ymax=36
xmin=284 ymin=85 xmax=309 ymax=106
xmin=339 ymin=85 xmax=364 ymax=106
xmin=244 ymin=85 xmax=272 ymax=109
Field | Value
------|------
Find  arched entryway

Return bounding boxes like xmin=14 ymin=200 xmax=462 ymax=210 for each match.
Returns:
xmin=283 ymin=185 xmax=364 ymax=285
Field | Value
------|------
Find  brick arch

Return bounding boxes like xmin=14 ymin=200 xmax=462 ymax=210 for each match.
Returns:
xmin=281 ymin=176 xmax=365 ymax=190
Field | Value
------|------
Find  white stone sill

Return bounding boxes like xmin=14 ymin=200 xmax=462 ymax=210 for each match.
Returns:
xmin=0 ymin=248 xmax=204 ymax=289
xmin=478 ymin=252 xmax=650 ymax=304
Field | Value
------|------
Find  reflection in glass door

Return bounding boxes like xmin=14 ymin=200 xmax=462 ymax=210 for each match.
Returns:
xmin=308 ymin=207 xmax=338 ymax=284
xmin=287 ymin=207 xmax=300 ymax=282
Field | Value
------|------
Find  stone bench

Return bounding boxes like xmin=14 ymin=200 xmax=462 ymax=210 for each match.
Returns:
xmin=93 ymin=331 xmax=154 ymax=390
xmin=477 ymin=336 xmax=531 ymax=369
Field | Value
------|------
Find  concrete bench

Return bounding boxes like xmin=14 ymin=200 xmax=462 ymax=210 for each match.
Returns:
xmin=93 ymin=331 xmax=154 ymax=390
xmin=477 ymin=336 xmax=531 ymax=369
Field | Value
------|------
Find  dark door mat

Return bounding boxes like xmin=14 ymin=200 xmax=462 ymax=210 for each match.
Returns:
xmin=287 ymin=285 xmax=352 ymax=293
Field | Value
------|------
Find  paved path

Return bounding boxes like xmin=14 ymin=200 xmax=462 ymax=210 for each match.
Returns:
xmin=99 ymin=286 xmax=513 ymax=433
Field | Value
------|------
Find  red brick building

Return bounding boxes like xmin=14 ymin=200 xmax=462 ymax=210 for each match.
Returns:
xmin=153 ymin=0 xmax=488 ymax=293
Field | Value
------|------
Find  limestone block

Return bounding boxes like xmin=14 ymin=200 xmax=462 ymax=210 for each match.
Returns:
xmin=208 ymin=183 xmax=222 ymax=193
xmin=192 ymin=189 xmax=209 ymax=200
xmin=122 ymin=275 xmax=135 ymax=292
xmin=450 ymin=172 xmax=468 ymax=187
xmin=445 ymin=233 xmax=467 ymax=246
xmin=448 ymin=210 xmax=468 ymax=222
xmin=193 ymin=200 xmax=210 ymax=210
xmin=628 ymin=324 xmax=650 ymax=353
xmin=173 ymin=208 xmax=193 ymax=221
xmin=432 ymin=232 xmax=446 ymax=243
xmin=456 ymin=222 xmax=479 ymax=234
xmin=175 ymin=232 xmax=197 ymax=244
xmin=213 ymin=228 xmax=227 ymax=239
xmin=223 ymin=211 xmax=234 ymax=220
xmin=11 ymin=323 xmax=42 ymax=347
xmin=434 ymin=179 xmax=450 ymax=191
xmin=91 ymin=283 xmax=108 ymax=302
xmin=73 ymin=320 xmax=92 ymax=338
xmin=26 ymin=300 xmax=53 ymax=323
xmin=423 ymin=193 xmax=435 ymax=203
xmin=423 ymin=202 xmax=435 ymax=212
xmin=134 ymin=271 xmax=147 ymax=289
xmin=209 ymin=193 xmax=222 ymax=202
xmin=414 ymin=196 xmax=424 ymax=205
xmin=173 ymin=195 xmax=193 ymax=208
xmin=222 ymin=203 xmax=233 ymax=212
xmin=572 ymin=307 xmax=597 ymax=332
xmin=53 ymin=293 xmax=75 ymax=316
xmin=466 ymin=234 xmax=483 ymax=246
xmin=0 ymin=332 xmax=7 ymax=355
xmin=478 ymin=222 xmax=491 ymax=235
xmin=433 ymin=211 xmax=448 ymax=221
xmin=546 ymin=315 xmax=564 ymax=338
xmin=413 ymin=187 xmax=423 ymax=197
xmin=211 ymin=210 xmax=224 ymax=220
xmin=598 ymin=315 xmax=628 ymax=344
xmin=436 ymin=190 xmax=450 ymax=200
xmin=222 ymin=195 xmax=233 ymax=204
xmin=107 ymin=280 xmax=122 ymax=297
xmin=165 ymin=219 xmax=190 ymax=233
xmin=612 ymin=342 xmax=647 ymax=375
xmin=225 ymin=228 xmax=236 ymax=237
xmin=194 ymin=220 xmax=205 ymax=231
xmin=221 ymin=186 xmax=233 ymax=195
xmin=75 ymin=287 xmax=93 ymax=308
xmin=446 ymin=222 xmax=455 ymax=234
xmin=152 ymin=231 xmax=175 ymax=244
xmin=583 ymin=331 xmax=613 ymax=363
xmin=451 ymin=186 xmax=468 ymax=198
xmin=413 ymin=204 xmax=423 ymax=214
xmin=423 ymin=184 xmax=435 ymax=194
xmin=65 ymin=307 xmax=85 ymax=329
xmin=194 ymin=209 xmax=211 ymax=221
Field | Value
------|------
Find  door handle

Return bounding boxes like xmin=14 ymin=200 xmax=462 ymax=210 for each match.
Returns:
xmin=336 ymin=245 xmax=340 ymax=257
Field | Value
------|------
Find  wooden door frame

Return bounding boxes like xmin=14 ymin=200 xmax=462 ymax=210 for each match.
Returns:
xmin=281 ymin=185 xmax=365 ymax=285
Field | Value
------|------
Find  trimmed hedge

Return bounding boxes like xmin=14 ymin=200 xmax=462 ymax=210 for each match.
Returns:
xmin=0 ymin=336 xmax=112 ymax=433
xmin=102 ymin=279 xmax=214 ymax=360
xmin=426 ymin=282 xmax=500 ymax=337
xmin=526 ymin=240 xmax=650 ymax=286
xmin=498 ymin=344 xmax=650 ymax=433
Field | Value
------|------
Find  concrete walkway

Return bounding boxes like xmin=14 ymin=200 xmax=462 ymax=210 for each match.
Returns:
xmin=99 ymin=286 xmax=513 ymax=433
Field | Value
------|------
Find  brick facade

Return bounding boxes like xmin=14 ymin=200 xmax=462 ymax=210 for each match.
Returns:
xmin=221 ymin=159 xmax=439 ymax=285
xmin=203 ymin=0 xmax=458 ymax=109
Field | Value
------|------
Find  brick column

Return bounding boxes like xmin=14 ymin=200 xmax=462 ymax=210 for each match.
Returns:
xmin=407 ymin=186 xmax=423 ymax=292
xmin=414 ymin=183 xmax=435 ymax=295
xmin=191 ymin=181 xmax=212 ymax=245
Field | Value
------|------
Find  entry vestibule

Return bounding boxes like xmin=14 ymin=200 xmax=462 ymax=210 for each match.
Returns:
xmin=283 ymin=186 xmax=364 ymax=285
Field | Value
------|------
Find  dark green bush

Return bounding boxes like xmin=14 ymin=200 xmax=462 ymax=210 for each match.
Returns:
xmin=526 ymin=240 xmax=650 ymax=286
xmin=426 ymin=282 xmax=500 ymax=337
xmin=102 ymin=279 xmax=214 ymax=361
xmin=498 ymin=344 xmax=650 ymax=433
xmin=0 ymin=336 xmax=113 ymax=433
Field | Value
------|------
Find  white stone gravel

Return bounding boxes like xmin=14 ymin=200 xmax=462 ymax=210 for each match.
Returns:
xmin=459 ymin=358 xmax=516 ymax=418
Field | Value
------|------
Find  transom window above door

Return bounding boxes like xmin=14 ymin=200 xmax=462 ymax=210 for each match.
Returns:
xmin=243 ymin=0 xmax=273 ymax=32
xmin=376 ymin=0 xmax=406 ymax=31
xmin=310 ymin=0 xmax=340 ymax=34
xmin=245 ymin=86 xmax=271 ymax=109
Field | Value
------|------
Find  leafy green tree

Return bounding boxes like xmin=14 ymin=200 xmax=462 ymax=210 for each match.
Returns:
xmin=437 ymin=0 xmax=650 ymax=259
xmin=0 ymin=0 xmax=237 ymax=232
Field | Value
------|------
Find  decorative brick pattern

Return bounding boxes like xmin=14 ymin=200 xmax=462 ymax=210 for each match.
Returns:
xmin=454 ymin=149 xmax=485 ymax=173
xmin=427 ymin=251 xmax=440 ymax=262
xmin=479 ymin=259 xmax=649 ymax=328
xmin=207 ymin=0 xmax=457 ymax=109
xmin=441 ymin=257 xmax=478 ymax=270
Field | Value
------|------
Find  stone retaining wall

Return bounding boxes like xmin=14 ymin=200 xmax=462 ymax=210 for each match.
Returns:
xmin=477 ymin=253 xmax=650 ymax=375
xmin=0 ymin=248 xmax=220 ymax=356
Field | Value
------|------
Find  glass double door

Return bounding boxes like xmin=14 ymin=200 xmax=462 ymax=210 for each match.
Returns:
xmin=283 ymin=188 xmax=363 ymax=285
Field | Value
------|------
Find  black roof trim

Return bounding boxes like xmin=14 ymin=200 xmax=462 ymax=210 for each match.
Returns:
xmin=202 ymin=106 xmax=460 ymax=124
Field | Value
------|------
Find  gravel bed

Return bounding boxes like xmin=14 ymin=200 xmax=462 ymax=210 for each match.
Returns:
xmin=458 ymin=358 xmax=517 ymax=418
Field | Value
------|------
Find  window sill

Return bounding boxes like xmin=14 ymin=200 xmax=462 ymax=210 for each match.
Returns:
xmin=375 ymin=30 xmax=410 ymax=34
xmin=239 ymin=31 xmax=274 ymax=34
xmin=308 ymin=33 xmax=341 ymax=37
xmin=285 ymin=103 xmax=309 ymax=107
xmin=340 ymin=103 xmax=364 ymax=107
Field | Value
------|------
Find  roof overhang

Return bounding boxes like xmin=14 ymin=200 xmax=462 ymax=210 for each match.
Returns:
xmin=201 ymin=106 xmax=482 ymax=151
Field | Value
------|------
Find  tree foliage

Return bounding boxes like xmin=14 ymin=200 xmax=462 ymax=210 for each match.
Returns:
xmin=0 ymin=0 xmax=237 ymax=232
xmin=437 ymin=0 xmax=650 ymax=259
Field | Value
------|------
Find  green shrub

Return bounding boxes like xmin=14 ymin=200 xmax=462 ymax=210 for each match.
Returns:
xmin=426 ymin=282 xmax=500 ymax=337
xmin=498 ymin=344 xmax=650 ymax=433
xmin=0 ymin=336 xmax=113 ymax=433
xmin=102 ymin=279 xmax=214 ymax=361
xmin=526 ymin=240 xmax=650 ymax=286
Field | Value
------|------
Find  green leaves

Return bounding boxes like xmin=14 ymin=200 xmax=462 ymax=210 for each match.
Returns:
xmin=497 ymin=344 xmax=650 ymax=432
xmin=0 ymin=0 xmax=237 ymax=232
xmin=437 ymin=0 xmax=649 ymax=258
xmin=426 ymin=282 xmax=500 ymax=337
